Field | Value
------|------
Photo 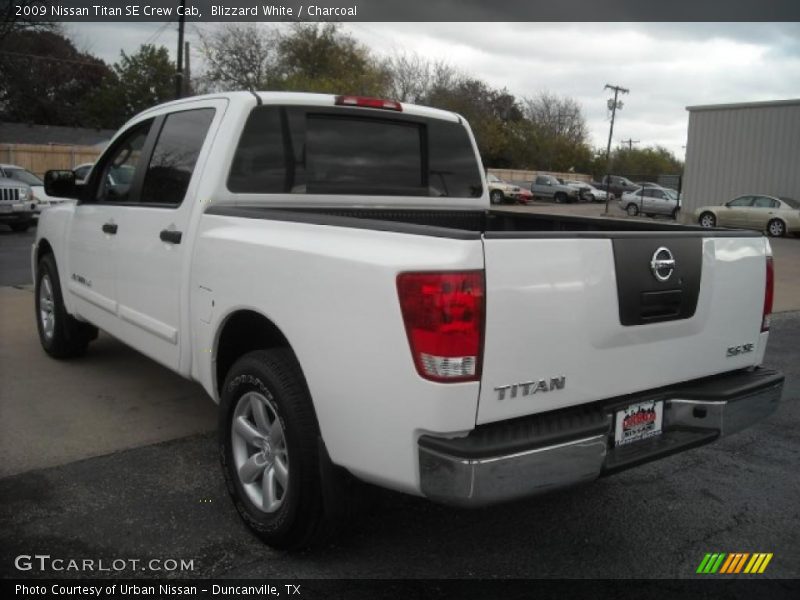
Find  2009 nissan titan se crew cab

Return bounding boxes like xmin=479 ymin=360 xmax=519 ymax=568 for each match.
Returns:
xmin=34 ymin=92 xmax=784 ymax=549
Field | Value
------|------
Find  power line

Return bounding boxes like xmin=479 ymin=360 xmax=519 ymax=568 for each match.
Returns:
xmin=0 ymin=49 xmax=106 ymax=68
xmin=620 ymin=138 xmax=640 ymax=150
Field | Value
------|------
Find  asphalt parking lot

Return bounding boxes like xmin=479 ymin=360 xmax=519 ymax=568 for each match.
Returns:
xmin=1 ymin=215 xmax=798 ymax=580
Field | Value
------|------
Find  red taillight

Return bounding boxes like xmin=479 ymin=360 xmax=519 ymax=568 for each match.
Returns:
xmin=397 ymin=271 xmax=484 ymax=382
xmin=762 ymin=256 xmax=774 ymax=332
xmin=335 ymin=95 xmax=402 ymax=111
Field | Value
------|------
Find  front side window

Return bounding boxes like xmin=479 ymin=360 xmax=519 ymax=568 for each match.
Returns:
xmin=728 ymin=196 xmax=754 ymax=208
xmin=141 ymin=108 xmax=215 ymax=206
xmin=228 ymin=106 xmax=482 ymax=198
xmin=96 ymin=120 xmax=153 ymax=203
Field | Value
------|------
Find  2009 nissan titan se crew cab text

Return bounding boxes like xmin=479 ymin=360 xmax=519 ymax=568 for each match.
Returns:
xmin=34 ymin=92 xmax=784 ymax=549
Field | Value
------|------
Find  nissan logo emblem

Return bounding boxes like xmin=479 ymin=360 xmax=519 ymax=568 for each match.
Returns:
xmin=650 ymin=247 xmax=675 ymax=282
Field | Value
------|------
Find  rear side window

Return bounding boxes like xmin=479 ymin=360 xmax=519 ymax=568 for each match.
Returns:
xmin=141 ymin=108 xmax=215 ymax=206
xmin=228 ymin=106 xmax=482 ymax=198
xmin=753 ymin=196 xmax=778 ymax=208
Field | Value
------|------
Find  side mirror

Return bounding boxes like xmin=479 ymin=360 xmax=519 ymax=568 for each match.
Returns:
xmin=44 ymin=170 xmax=78 ymax=199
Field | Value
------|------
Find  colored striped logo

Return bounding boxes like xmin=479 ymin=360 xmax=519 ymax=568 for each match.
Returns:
xmin=696 ymin=552 xmax=773 ymax=574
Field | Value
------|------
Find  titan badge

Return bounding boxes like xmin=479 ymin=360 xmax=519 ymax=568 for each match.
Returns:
xmin=494 ymin=377 xmax=566 ymax=401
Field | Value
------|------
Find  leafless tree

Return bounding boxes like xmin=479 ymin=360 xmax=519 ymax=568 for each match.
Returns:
xmin=0 ymin=1 xmax=56 ymax=44
xmin=523 ymin=92 xmax=589 ymax=146
xmin=383 ymin=50 xmax=461 ymax=104
xmin=196 ymin=23 xmax=280 ymax=93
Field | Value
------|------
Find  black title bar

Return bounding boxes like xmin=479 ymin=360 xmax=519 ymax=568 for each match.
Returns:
xmin=5 ymin=0 xmax=800 ymax=22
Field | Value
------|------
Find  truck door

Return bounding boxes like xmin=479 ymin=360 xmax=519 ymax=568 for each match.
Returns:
xmin=66 ymin=119 xmax=154 ymax=333
xmin=112 ymin=102 xmax=223 ymax=371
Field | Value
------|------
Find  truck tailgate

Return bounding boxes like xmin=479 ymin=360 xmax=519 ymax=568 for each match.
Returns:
xmin=477 ymin=233 xmax=769 ymax=425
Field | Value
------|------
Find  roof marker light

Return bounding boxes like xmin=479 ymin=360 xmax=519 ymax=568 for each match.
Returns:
xmin=335 ymin=95 xmax=403 ymax=111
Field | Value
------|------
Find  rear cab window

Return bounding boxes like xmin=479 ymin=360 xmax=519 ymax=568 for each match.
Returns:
xmin=227 ymin=106 xmax=483 ymax=199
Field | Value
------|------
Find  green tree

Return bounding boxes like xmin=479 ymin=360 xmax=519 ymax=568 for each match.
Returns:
xmin=595 ymin=146 xmax=684 ymax=181
xmin=276 ymin=23 xmax=389 ymax=96
xmin=86 ymin=44 xmax=175 ymax=128
xmin=428 ymin=78 xmax=525 ymax=168
xmin=0 ymin=28 xmax=112 ymax=126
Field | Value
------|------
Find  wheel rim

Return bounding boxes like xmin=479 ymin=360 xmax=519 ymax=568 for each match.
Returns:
xmin=39 ymin=274 xmax=55 ymax=340
xmin=627 ymin=205 xmax=637 ymax=216
xmin=701 ymin=215 xmax=714 ymax=228
xmin=231 ymin=391 xmax=289 ymax=513
xmin=769 ymin=221 xmax=783 ymax=236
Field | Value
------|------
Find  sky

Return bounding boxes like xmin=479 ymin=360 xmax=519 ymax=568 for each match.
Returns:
xmin=67 ymin=21 xmax=800 ymax=160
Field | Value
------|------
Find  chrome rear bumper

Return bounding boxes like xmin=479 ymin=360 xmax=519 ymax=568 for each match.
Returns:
xmin=419 ymin=369 xmax=783 ymax=507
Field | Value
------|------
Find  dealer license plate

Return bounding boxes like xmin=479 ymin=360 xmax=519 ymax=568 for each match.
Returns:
xmin=614 ymin=400 xmax=663 ymax=447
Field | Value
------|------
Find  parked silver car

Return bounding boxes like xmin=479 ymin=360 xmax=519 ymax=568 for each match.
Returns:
xmin=0 ymin=177 xmax=36 ymax=231
xmin=619 ymin=186 xmax=680 ymax=218
xmin=531 ymin=174 xmax=579 ymax=203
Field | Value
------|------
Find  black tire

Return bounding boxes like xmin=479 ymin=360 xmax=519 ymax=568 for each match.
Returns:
xmin=35 ymin=253 xmax=96 ymax=358
xmin=219 ymin=348 xmax=369 ymax=550
xmin=489 ymin=190 xmax=504 ymax=205
xmin=767 ymin=218 xmax=786 ymax=238
xmin=626 ymin=203 xmax=639 ymax=217
xmin=554 ymin=192 xmax=566 ymax=204
xmin=671 ymin=207 xmax=680 ymax=220
xmin=698 ymin=212 xmax=716 ymax=228
xmin=10 ymin=221 xmax=32 ymax=232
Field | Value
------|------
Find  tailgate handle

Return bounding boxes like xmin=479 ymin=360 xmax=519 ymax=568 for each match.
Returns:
xmin=640 ymin=290 xmax=682 ymax=321
xmin=159 ymin=229 xmax=182 ymax=244
xmin=102 ymin=222 xmax=117 ymax=235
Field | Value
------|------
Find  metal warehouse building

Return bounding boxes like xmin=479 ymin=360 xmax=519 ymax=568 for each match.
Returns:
xmin=681 ymin=98 xmax=800 ymax=219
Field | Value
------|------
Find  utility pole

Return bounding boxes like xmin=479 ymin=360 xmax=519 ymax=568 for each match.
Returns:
xmin=183 ymin=41 xmax=191 ymax=96
xmin=620 ymin=138 xmax=639 ymax=150
xmin=175 ymin=0 xmax=186 ymax=99
xmin=603 ymin=83 xmax=629 ymax=214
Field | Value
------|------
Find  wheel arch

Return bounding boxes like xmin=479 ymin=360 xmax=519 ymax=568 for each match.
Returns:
xmin=214 ymin=308 xmax=296 ymax=396
xmin=35 ymin=238 xmax=55 ymax=264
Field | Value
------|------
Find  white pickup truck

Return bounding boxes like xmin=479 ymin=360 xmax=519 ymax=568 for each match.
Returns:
xmin=34 ymin=92 xmax=783 ymax=549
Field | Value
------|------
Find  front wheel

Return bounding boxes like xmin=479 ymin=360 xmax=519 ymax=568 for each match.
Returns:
xmin=626 ymin=203 xmax=639 ymax=216
xmin=698 ymin=212 xmax=716 ymax=228
xmin=554 ymin=192 xmax=567 ymax=204
xmin=767 ymin=219 xmax=786 ymax=237
xmin=489 ymin=190 xmax=504 ymax=204
xmin=35 ymin=254 xmax=96 ymax=358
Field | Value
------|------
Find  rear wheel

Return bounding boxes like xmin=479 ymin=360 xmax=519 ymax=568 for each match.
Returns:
xmin=698 ymin=212 xmax=716 ymax=228
xmin=220 ymin=349 xmax=371 ymax=549
xmin=671 ymin=207 xmax=680 ymax=220
xmin=490 ymin=190 xmax=504 ymax=205
xmin=767 ymin=219 xmax=786 ymax=237
xmin=35 ymin=254 xmax=97 ymax=358
xmin=626 ymin=204 xmax=639 ymax=217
